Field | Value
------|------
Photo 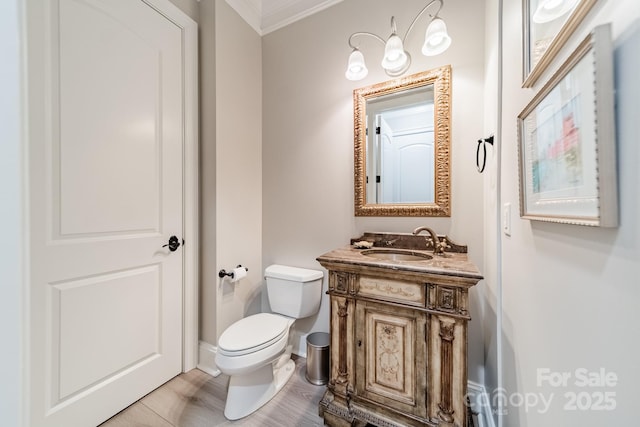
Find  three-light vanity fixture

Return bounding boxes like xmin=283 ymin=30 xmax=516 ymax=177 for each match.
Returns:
xmin=345 ymin=0 xmax=452 ymax=81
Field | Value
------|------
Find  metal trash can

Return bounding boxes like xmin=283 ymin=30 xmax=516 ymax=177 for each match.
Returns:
xmin=305 ymin=332 xmax=330 ymax=385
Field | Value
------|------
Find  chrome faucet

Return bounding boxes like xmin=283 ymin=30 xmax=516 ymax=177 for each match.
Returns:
xmin=412 ymin=226 xmax=447 ymax=255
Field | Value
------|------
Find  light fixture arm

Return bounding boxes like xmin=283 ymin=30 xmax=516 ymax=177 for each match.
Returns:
xmin=347 ymin=31 xmax=386 ymax=50
xmin=402 ymin=0 xmax=444 ymax=44
xmin=347 ymin=0 xmax=443 ymax=49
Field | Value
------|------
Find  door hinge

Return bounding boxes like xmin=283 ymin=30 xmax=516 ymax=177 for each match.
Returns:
xmin=376 ymin=126 xmax=381 ymax=134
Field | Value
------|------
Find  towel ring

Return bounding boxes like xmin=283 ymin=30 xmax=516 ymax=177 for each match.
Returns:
xmin=476 ymin=136 xmax=494 ymax=173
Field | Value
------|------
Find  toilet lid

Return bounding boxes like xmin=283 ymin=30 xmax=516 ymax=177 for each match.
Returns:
xmin=218 ymin=313 xmax=290 ymax=355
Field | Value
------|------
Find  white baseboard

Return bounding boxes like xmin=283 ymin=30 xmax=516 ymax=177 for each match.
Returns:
xmin=197 ymin=340 xmax=221 ymax=377
xmin=467 ymin=381 xmax=496 ymax=427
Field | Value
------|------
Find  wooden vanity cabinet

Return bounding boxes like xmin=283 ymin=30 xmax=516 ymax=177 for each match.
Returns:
xmin=318 ymin=264 xmax=479 ymax=427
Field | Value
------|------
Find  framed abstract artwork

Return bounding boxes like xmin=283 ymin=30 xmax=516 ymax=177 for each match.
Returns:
xmin=517 ymin=25 xmax=617 ymax=227
xmin=522 ymin=0 xmax=597 ymax=87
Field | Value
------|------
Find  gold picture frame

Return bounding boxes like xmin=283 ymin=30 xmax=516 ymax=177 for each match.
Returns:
xmin=353 ymin=66 xmax=452 ymax=217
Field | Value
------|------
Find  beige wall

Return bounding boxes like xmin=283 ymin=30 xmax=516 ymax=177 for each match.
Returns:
xmin=481 ymin=0 xmax=501 ymax=415
xmin=198 ymin=0 xmax=263 ymax=345
xmin=198 ymin=0 xmax=216 ymax=346
xmin=168 ymin=0 xmax=199 ymax=23
xmin=214 ymin=0 xmax=263 ymax=339
xmin=493 ymin=0 xmax=640 ymax=425
xmin=262 ymin=0 xmax=487 ymax=379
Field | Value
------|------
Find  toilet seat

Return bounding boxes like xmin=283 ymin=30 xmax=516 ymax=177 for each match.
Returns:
xmin=218 ymin=313 xmax=290 ymax=356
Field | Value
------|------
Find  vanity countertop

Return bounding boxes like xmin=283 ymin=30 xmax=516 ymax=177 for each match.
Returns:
xmin=317 ymin=245 xmax=483 ymax=281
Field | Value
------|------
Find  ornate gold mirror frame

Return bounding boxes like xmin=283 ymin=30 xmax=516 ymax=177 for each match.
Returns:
xmin=354 ymin=65 xmax=451 ymax=216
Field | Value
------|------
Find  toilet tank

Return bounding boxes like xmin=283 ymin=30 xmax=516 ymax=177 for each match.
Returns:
xmin=265 ymin=265 xmax=324 ymax=318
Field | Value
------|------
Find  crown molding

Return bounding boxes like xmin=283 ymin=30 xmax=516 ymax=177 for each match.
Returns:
xmin=225 ymin=0 xmax=343 ymax=36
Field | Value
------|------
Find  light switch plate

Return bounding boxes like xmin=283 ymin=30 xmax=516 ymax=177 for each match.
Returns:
xmin=503 ymin=202 xmax=511 ymax=236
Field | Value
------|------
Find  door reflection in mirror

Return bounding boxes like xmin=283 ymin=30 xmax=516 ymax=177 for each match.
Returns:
xmin=366 ymin=85 xmax=435 ymax=204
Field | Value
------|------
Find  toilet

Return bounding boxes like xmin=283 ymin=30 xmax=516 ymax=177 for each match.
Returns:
xmin=215 ymin=264 xmax=324 ymax=420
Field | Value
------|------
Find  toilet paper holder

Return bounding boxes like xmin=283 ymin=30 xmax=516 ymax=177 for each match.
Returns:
xmin=218 ymin=265 xmax=248 ymax=279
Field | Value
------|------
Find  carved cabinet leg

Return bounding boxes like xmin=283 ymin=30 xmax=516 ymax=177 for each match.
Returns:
xmin=430 ymin=315 xmax=468 ymax=427
xmin=337 ymin=299 xmax=349 ymax=385
xmin=329 ymin=295 xmax=354 ymax=400
xmin=438 ymin=318 xmax=456 ymax=423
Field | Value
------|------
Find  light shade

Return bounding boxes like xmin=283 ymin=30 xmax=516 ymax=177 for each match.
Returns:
xmin=422 ymin=17 xmax=451 ymax=56
xmin=381 ymin=34 xmax=408 ymax=71
xmin=345 ymin=48 xmax=368 ymax=81
xmin=532 ymin=0 xmax=579 ymax=24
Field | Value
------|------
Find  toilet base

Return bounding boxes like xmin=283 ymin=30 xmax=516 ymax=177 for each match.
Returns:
xmin=223 ymin=355 xmax=296 ymax=420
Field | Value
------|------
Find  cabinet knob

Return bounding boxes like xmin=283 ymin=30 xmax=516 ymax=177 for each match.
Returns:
xmin=358 ymin=340 xmax=362 ymax=347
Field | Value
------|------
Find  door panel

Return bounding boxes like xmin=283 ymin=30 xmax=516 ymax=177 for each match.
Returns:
xmin=28 ymin=1 xmax=185 ymax=426
xmin=55 ymin=0 xmax=179 ymax=238
xmin=53 ymin=264 xmax=161 ymax=400
xmin=59 ymin=0 xmax=162 ymax=236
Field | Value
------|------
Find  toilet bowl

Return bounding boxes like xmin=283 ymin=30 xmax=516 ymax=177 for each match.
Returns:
xmin=215 ymin=264 xmax=323 ymax=420
xmin=216 ymin=313 xmax=294 ymax=375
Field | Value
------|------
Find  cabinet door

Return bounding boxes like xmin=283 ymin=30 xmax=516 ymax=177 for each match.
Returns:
xmin=355 ymin=301 xmax=427 ymax=418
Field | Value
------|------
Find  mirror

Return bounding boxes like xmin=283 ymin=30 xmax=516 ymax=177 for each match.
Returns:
xmin=354 ymin=65 xmax=451 ymax=216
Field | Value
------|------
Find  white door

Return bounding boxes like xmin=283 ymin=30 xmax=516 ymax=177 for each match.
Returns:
xmin=27 ymin=1 xmax=185 ymax=426
xmin=381 ymin=129 xmax=435 ymax=203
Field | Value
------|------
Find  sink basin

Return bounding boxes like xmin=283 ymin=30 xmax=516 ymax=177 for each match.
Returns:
xmin=361 ymin=249 xmax=433 ymax=261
